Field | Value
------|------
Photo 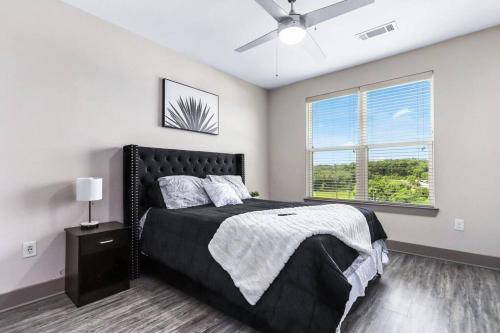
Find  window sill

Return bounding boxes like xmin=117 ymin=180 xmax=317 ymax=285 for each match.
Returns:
xmin=304 ymin=197 xmax=439 ymax=217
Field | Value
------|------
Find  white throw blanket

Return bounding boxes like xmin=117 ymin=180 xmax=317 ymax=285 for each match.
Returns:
xmin=208 ymin=204 xmax=372 ymax=305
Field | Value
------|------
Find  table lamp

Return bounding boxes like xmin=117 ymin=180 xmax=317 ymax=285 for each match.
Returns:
xmin=76 ymin=177 xmax=102 ymax=230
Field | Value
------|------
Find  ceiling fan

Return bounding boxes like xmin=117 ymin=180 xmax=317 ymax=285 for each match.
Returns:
xmin=235 ymin=0 xmax=375 ymax=58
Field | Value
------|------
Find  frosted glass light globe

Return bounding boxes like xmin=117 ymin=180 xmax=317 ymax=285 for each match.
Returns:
xmin=279 ymin=26 xmax=306 ymax=45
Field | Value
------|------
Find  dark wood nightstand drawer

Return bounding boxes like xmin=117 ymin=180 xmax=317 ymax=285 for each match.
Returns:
xmin=80 ymin=230 xmax=128 ymax=256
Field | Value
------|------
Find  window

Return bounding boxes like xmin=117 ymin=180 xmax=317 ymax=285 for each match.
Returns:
xmin=306 ymin=72 xmax=434 ymax=207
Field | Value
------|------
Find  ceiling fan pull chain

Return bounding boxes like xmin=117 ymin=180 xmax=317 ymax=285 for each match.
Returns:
xmin=275 ymin=39 xmax=279 ymax=78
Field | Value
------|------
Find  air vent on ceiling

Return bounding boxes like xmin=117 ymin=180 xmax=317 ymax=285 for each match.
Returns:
xmin=357 ymin=21 xmax=397 ymax=40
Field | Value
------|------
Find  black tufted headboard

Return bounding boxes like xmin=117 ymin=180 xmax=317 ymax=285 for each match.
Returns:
xmin=123 ymin=145 xmax=245 ymax=279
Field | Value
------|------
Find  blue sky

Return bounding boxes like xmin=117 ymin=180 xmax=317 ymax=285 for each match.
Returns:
xmin=312 ymin=80 xmax=432 ymax=165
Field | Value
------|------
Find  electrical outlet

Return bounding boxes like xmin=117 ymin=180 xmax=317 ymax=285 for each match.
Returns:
xmin=454 ymin=219 xmax=465 ymax=231
xmin=23 ymin=241 xmax=37 ymax=258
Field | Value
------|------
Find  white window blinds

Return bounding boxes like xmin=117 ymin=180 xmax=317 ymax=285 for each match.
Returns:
xmin=306 ymin=72 xmax=434 ymax=206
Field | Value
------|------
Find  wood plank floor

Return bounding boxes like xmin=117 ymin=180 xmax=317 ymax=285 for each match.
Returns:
xmin=1 ymin=252 xmax=499 ymax=333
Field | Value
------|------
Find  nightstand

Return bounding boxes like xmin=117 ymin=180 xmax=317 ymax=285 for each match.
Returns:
xmin=65 ymin=221 xmax=130 ymax=307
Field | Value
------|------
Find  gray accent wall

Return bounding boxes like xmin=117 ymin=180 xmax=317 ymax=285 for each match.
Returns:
xmin=0 ymin=0 xmax=268 ymax=295
xmin=268 ymin=25 xmax=500 ymax=259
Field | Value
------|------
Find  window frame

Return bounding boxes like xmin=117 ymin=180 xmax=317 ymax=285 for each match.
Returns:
xmin=306 ymin=72 xmax=435 ymax=208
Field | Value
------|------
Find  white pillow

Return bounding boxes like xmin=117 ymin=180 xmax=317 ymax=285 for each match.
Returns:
xmin=204 ymin=182 xmax=243 ymax=207
xmin=207 ymin=175 xmax=251 ymax=199
xmin=158 ymin=175 xmax=211 ymax=209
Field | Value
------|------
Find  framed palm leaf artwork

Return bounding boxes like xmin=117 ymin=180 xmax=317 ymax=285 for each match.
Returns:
xmin=162 ymin=79 xmax=219 ymax=135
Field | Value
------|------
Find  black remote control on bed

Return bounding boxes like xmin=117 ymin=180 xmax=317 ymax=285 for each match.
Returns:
xmin=277 ymin=213 xmax=297 ymax=216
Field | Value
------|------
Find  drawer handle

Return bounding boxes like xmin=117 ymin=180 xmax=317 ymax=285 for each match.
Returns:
xmin=99 ymin=239 xmax=114 ymax=244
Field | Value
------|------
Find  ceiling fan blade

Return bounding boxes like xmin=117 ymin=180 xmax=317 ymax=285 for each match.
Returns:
xmin=303 ymin=0 xmax=374 ymax=28
xmin=235 ymin=30 xmax=278 ymax=52
xmin=254 ymin=0 xmax=289 ymax=22
xmin=301 ymin=31 xmax=326 ymax=60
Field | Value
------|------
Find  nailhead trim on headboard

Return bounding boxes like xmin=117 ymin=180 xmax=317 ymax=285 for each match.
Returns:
xmin=123 ymin=145 xmax=245 ymax=280
xmin=236 ymin=154 xmax=245 ymax=183
xmin=123 ymin=145 xmax=140 ymax=279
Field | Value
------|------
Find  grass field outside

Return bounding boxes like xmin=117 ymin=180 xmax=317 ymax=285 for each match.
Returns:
xmin=313 ymin=190 xmax=430 ymax=205
xmin=313 ymin=191 xmax=356 ymax=200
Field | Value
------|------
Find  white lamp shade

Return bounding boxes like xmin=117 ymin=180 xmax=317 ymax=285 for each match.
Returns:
xmin=76 ymin=177 xmax=103 ymax=201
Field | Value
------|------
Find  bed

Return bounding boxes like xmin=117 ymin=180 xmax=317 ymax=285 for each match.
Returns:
xmin=123 ymin=145 xmax=387 ymax=333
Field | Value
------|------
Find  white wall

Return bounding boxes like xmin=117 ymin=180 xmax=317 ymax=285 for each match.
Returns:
xmin=269 ymin=26 xmax=500 ymax=258
xmin=0 ymin=0 xmax=268 ymax=294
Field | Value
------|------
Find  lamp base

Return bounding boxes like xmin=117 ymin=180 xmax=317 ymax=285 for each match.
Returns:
xmin=80 ymin=221 xmax=99 ymax=230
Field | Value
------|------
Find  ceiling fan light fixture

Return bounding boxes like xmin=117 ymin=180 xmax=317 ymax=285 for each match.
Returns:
xmin=236 ymin=0 xmax=375 ymax=54
xmin=279 ymin=26 xmax=306 ymax=45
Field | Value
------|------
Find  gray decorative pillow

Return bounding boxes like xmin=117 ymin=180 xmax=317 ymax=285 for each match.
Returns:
xmin=157 ymin=175 xmax=211 ymax=209
xmin=207 ymin=175 xmax=251 ymax=199
xmin=204 ymin=182 xmax=243 ymax=207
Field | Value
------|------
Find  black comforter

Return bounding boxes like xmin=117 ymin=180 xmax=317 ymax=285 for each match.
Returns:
xmin=140 ymin=199 xmax=387 ymax=333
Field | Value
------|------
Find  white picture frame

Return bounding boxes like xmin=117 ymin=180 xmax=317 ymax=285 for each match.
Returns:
xmin=162 ymin=79 xmax=219 ymax=135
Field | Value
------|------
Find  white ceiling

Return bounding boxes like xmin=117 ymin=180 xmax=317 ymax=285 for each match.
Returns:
xmin=62 ymin=0 xmax=500 ymax=89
